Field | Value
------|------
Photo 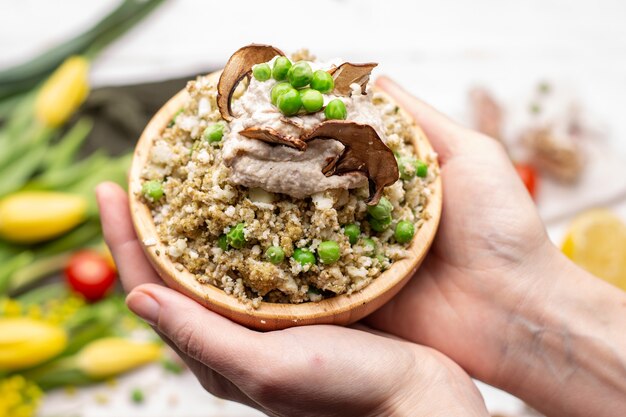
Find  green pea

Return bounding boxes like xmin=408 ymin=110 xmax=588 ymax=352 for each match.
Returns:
xmin=142 ymin=180 xmax=163 ymax=202
xmin=300 ymin=88 xmax=324 ymax=113
xmin=252 ymin=63 xmax=271 ymax=81
xmin=265 ymin=246 xmax=285 ymax=264
xmin=287 ymin=61 xmax=313 ymax=88
xmin=369 ymin=215 xmax=391 ymax=232
xmin=131 ymin=388 xmax=144 ymax=404
xmin=310 ymin=70 xmax=334 ymax=93
xmin=293 ymin=248 xmax=316 ymax=266
xmin=217 ymin=234 xmax=228 ymax=251
xmin=343 ymin=224 xmax=360 ymax=245
xmin=203 ymin=122 xmax=224 ymax=144
xmin=367 ymin=197 xmax=393 ymax=220
xmin=362 ymin=238 xmax=377 ymax=257
xmin=270 ymin=82 xmax=293 ymax=105
xmin=277 ymin=88 xmax=302 ymax=116
xmin=324 ymin=99 xmax=347 ymax=120
xmin=395 ymin=220 xmax=415 ymax=244
xmin=226 ymin=223 xmax=246 ymax=249
xmin=398 ymin=156 xmax=428 ymax=179
xmin=272 ymin=57 xmax=292 ymax=81
xmin=416 ymin=160 xmax=428 ymax=178
xmin=317 ymin=241 xmax=341 ymax=264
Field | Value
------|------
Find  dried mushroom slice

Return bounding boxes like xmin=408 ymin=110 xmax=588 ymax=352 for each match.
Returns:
xmin=217 ymin=44 xmax=285 ymax=121
xmin=303 ymin=121 xmax=398 ymax=205
xmin=239 ymin=127 xmax=307 ymax=151
xmin=328 ymin=62 xmax=378 ymax=96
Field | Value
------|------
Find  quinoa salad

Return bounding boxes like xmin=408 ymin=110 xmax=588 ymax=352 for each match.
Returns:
xmin=138 ymin=45 xmax=438 ymax=307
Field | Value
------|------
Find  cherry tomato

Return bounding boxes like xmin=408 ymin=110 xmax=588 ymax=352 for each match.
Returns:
xmin=65 ymin=250 xmax=116 ymax=301
xmin=514 ymin=162 xmax=539 ymax=199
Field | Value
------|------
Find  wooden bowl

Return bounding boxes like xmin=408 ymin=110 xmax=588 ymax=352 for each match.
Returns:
xmin=129 ymin=71 xmax=442 ymax=331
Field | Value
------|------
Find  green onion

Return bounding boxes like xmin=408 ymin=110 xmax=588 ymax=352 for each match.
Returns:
xmin=42 ymin=118 xmax=93 ymax=171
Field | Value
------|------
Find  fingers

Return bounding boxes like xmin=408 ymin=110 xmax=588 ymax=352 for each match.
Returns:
xmin=154 ymin=329 xmax=263 ymax=410
xmin=126 ymin=283 xmax=263 ymax=382
xmin=375 ymin=76 xmax=468 ymax=162
xmin=96 ymin=182 xmax=162 ymax=292
xmin=351 ymin=322 xmax=408 ymax=342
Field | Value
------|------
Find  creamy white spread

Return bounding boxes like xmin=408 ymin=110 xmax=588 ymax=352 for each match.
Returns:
xmin=222 ymin=57 xmax=386 ymax=198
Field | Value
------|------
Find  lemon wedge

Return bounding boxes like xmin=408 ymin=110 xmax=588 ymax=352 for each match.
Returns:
xmin=562 ymin=209 xmax=626 ymax=291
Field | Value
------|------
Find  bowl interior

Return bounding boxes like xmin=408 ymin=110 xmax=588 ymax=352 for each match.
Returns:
xmin=129 ymin=71 xmax=442 ymax=330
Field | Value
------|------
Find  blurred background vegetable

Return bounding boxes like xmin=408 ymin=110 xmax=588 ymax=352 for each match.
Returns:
xmin=0 ymin=318 xmax=67 ymax=371
xmin=0 ymin=286 xmax=163 ymax=393
xmin=65 ymin=250 xmax=117 ymax=301
xmin=0 ymin=192 xmax=87 ymax=244
xmin=0 ymin=2 xmax=168 ymax=416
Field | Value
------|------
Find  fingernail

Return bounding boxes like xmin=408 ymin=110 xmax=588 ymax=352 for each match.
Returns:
xmin=95 ymin=182 xmax=109 ymax=196
xmin=95 ymin=183 xmax=111 ymax=208
xmin=126 ymin=291 xmax=160 ymax=326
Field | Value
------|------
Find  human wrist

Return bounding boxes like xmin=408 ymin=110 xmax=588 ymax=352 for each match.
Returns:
xmin=494 ymin=245 xmax=626 ymax=416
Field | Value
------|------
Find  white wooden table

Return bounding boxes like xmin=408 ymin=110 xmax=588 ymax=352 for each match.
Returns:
xmin=3 ymin=1 xmax=626 ymax=415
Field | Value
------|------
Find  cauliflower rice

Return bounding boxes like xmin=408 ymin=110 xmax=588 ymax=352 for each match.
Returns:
xmin=139 ymin=50 xmax=438 ymax=307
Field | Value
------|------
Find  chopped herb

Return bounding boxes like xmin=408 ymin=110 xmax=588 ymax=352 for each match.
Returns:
xmin=307 ymin=286 xmax=321 ymax=296
xmin=168 ymin=108 xmax=184 ymax=127
xmin=189 ymin=141 xmax=200 ymax=156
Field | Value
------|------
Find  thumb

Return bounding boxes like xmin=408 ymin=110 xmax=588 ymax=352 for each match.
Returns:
xmin=126 ymin=284 xmax=263 ymax=380
xmin=375 ymin=75 xmax=467 ymax=163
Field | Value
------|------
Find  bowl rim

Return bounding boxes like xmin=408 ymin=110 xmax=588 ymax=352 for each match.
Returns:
xmin=128 ymin=70 xmax=442 ymax=327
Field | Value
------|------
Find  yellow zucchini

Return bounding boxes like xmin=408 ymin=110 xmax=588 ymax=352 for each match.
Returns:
xmin=0 ymin=317 xmax=68 ymax=371
xmin=0 ymin=191 xmax=87 ymax=243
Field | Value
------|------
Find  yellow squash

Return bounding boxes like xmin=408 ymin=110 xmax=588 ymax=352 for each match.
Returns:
xmin=35 ymin=56 xmax=90 ymax=127
xmin=75 ymin=338 xmax=161 ymax=379
xmin=0 ymin=318 xmax=68 ymax=371
xmin=0 ymin=191 xmax=87 ymax=243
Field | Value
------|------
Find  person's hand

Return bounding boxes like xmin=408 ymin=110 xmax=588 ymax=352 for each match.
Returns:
xmin=366 ymin=76 xmax=626 ymax=417
xmin=96 ymin=182 xmax=489 ymax=417
xmin=367 ymin=75 xmax=553 ymax=380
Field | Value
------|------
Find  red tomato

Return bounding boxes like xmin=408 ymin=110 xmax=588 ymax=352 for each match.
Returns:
xmin=514 ymin=163 xmax=539 ymax=199
xmin=65 ymin=250 xmax=117 ymax=301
